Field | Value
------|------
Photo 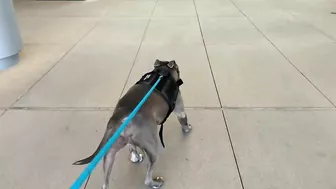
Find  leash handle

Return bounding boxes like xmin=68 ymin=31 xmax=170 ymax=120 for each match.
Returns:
xmin=70 ymin=76 xmax=163 ymax=189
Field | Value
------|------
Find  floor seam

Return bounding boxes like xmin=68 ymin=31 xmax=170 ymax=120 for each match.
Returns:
xmin=2 ymin=18 xmax=102 ymax=118
xmin=192 ymin=1 xmax=245 ymax=189
xmin=117 ymin=0 xmax=159 ymax=99
xmin=288 ymin=12 xmax=336 ymax=42
xmin=77 ymin=2 xmax=137 ymax=188
xmin=0 ymin=110 xmax=6 ymax=118
xmin=228 ymin=0 xmax=336 ymax=109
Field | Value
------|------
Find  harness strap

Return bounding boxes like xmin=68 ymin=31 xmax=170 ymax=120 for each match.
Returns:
xmin=136 ymin=70 xmax=183 ymax=148
xmin=158 ymin=78 xmax=183 ymax=148
xmin=159 ymin=124 xmax=165 ymax=148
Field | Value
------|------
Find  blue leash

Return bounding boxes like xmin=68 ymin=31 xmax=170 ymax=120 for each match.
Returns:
xmin=70 ymin=75 xmax=163 ymax=189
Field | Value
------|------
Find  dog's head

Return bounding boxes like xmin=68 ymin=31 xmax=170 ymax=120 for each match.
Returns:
xmin=154 ymin=59 xmax=180 ymax=81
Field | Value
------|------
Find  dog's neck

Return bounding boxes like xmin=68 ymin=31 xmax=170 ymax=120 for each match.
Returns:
xmin=153 ymin=66 xmax=180 ymax=82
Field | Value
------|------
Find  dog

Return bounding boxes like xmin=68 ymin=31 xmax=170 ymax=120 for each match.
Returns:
xmin=73 ymin=60 xmax=192 ymax=189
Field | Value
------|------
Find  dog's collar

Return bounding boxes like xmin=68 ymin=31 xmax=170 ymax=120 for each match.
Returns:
xmin=153 ymin=68 xmax=183 ymax=86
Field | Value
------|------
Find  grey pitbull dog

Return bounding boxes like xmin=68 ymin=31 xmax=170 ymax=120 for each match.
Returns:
xmin=73 ymin=60 xmax=192 ymax=189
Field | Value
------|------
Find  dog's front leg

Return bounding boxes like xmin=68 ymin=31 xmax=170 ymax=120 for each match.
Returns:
xmin=174 ymin=91 xmax=192 ymax=133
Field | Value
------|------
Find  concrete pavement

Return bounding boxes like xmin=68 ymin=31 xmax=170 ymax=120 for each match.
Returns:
xmin=0 ymin=0 xmax=335 ymax=188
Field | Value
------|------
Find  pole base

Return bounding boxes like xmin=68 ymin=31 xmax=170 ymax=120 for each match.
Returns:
xmin=0 ymin=53 xmax=19 ymax=71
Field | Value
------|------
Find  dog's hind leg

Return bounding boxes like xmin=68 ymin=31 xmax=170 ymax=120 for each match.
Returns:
xmin=174 ymin=91 xmax=192 ymax=133
xmin=102 ymin=148 xmax=118 ymax=189
xmin=102 ymin=138 xmax=126 ymax=189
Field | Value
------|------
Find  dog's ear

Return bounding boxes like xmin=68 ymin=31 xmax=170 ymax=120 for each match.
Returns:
xmin=167 ymin=60 xmax=176 ymax=68
xmin=154 ymin=59 xmax=161 ymax=67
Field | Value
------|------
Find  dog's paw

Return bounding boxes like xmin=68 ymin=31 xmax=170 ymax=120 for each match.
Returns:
xmin=147 ymin=177 xmax=164 ymax=189
xmin=102 ymin=184 xmax=108 ymax=189
xmin=182 ymin=124 xmax=192 ymax=133
xmin=130 ymin=151 xmax=144 ymax=163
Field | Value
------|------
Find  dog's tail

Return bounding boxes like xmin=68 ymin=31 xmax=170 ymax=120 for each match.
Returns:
xmin=72 ymin=129 xmax=113 ymax=165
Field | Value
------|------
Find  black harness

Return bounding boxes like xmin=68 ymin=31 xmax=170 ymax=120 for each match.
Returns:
xmin=135 ymin=69 xmax=183 ymax=148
